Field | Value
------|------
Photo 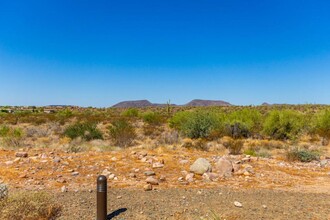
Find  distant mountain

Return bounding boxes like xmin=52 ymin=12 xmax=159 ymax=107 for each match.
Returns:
xmin=112 ymin=100 xmax=154 ymax=108
xmin=261 ymin=102 xmax=271 ymax=106
xmin=184 ymin=99 xmax=231 ymax=107
xmin=112 ymin=99 xmax=232 ymax=108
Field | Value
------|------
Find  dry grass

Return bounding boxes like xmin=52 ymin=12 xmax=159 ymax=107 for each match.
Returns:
xmin=0 ymin=191 xmax=61 ymax=220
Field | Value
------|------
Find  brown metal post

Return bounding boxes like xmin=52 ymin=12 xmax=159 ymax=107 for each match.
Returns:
xmin=97 ymin=175 xmax=107 ymax=220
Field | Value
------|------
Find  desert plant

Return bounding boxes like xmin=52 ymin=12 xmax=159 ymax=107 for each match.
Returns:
xmin=0 ymin=191 xmax=61 ymax=220
xmin=223 ymin=138 xmax=244 ymax=155
xmin=286 ymin=147 xmax=319 ymax=162
xmin=179 ymin=110 xmax=220 ymax=139
xmin=224 ymin=109 xmax=263 ymax=138
xmin=0 ymin=126 xmax=24 ymax=148
xmin=109 ymin=119 xmax=136 ymax=147
xmin=64 ymin=122 xmax=103 ymax=141
xmin=121 ymin=108 xmax=139 ymax=118
xmin=262 ymin=110 xmax=305 ymax=140
xmin=142 ymin=111 xmax=164 ymax=125
xmin=313 ymin=110 xmax=330 ymax=142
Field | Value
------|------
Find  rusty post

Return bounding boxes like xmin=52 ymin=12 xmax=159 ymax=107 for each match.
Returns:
xmin=97 ymin=175 xmax=107 ymax=220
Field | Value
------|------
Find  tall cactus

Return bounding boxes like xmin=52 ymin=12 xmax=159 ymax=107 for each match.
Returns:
xmin=0 ymin=184 xmax=8 ymax=199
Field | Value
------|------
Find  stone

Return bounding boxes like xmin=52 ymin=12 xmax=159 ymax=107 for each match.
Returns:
xmin=53 ymin=157 xmax=61 ymax=163
xmin=61 ymin=186 xmax=68 ymax=193
xmin=101 ymin=169 xmax=112 ymax=177
xmin=109 ymin=174 xmax=116 ymax=180
xmin=234 ymin=201 xmax=242 ymax=207
xmin=15 ymin=152 xmax=28 ymax=158
xmin=320 ymin=160 xmax=328 ymax=167
xmin=215 ymin=157 xmax=233 ymax=177
xmin=185 ymin=173 xmax=194 ymax=182
xmin=144 ymin=184 xmax=152 ymax=191
xmin=4 ymin=161 xmax=14 ymax=165
xmin=71 ymin=171 xmax=79 ymax=176
xmin=146 ymin=176 xmax=159 ymax=185
xmin=189 ymin=158 xmax=212 ymax=175
xmin=179 ymin=159 xmax=189 ymax=165
xmin=159 ymin=175 xmax=166 ymax=182
xmin=202 ymin=172 xmax=220 ymax=181
xmin=129 ymin=173 xmax=136 ymax=178
xmin=144 ymin=171 xmax=155 ymax=176
xmin=152 ymin=162 xmax=164 ymax=168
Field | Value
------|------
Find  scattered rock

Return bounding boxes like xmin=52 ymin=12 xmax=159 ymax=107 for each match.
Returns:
xmin=144 ymin=171 xmax=155 ymax=176
xmin=262 ymin=205 xmax=267 ymax=209
xmin=4 ymin=161 xmax=14 ymax=165
xmin=116 ymin=195 xmax=122 ymax=199
xmin=152 ymin=162 xmax=164 ymax=168
xmin=320 ymin=160 xmax=328 ymax=167
xmin=179 ymin=159 xmax=189 ymax=165
xmin=143 ymin=184 xmax=152 ymax=191
xmin=53 ymin=157 xmax=61 ymax=163
xmin=109 ymin=174 xmax=116 ymax=180
xmin=129 ymin=173 xmax=136 ymax=178
xmin=234 ymin=201 xmax=242 ymax=207
xmin=215 ymin=157 xmax=233 ymax=177
xmin=189 ymin=158 xmax=212 ymax=175
xmin=15 ymin=152 xmax=28 ymax=158
xmin=71 ymin=171 xmax=79 ymax=176
xmin=185 ymin=173 xmax=194 ymax=182
xmin=101 ymin=169 xmax=112 ymax=177
xmin=146 ymin=176 xmax=159 ymax=185
xmin=159 ymin=175 xmax=166 ymax=182
xmin=61 ymin=185 xmax=68 ymax=193
xmin=202 ymin=172 xmax=220 ymax=181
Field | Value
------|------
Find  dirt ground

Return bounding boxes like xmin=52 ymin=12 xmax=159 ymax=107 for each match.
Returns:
xmin=56 ymin=187 xmax=330 ymax=220
xmin=1 ymin=147 xmax=330 ymax=219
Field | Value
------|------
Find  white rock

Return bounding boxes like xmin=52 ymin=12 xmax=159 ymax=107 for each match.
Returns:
xmin=234 ymin=201 xmax=242 ymax=207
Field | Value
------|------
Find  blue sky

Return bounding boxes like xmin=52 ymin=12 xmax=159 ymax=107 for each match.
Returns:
xmin=0 ymin=0 xmax=330 ymax=107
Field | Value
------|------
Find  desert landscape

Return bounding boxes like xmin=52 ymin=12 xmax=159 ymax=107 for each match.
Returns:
xmin=0 ymin=103 xmax=330 ymax=219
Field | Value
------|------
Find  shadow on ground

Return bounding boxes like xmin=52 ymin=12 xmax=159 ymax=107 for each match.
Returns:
xmin=107 ymin=208 xmax=127 ymax=220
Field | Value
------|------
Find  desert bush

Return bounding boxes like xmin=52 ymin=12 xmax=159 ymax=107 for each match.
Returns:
xmin=313 ymin=110 xmax=330 ymax=141
xmin=0 ymin=125 xmax=24 ymax=148
xmin=174 ymin=110 xmax=220 ymax=139
xmin=142 ymin=111 xmax=164 ymax=125
xmin=223 ymin=138 xmax=244 ymax=155
xmin=224 ymin=109 xmax=263 ymax=138
xmin=286 ymin=147 xmax=319 ymax=162
xmin=64 ymin=122 xmax=103 ymax=141
xmin=121 ymin=108 xmax=139 ymax=117
xmin=262 ymin=110 xmax=305 ymax=140
xmin=0 ymin=191 xmax=61 ymax=220
xmin=109 ymin=119 xmax=136 ymax=147
xmin=168 ymin=111 xmax=191 ymax=130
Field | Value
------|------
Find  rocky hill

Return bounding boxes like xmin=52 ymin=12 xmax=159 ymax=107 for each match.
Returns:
xmin=112 ymin=99 xmax=232 ymax=108
xmin=112 ymin=100 xmax=154 ymax=108
xmin=184 ymin=99 xmax=231 ymax=107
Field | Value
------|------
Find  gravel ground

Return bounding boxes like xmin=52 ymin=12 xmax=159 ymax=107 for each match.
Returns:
xmin=57 ymin=187 xmax=330 ymax=220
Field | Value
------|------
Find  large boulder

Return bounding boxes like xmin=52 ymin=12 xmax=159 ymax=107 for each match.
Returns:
xmin=215 ymin=157 xmax=233 ymax=177
xmin=190 ymin=158 xmax=212 ymax=175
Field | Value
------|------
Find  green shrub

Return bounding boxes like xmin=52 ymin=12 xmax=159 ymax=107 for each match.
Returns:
xmin=181 ymin=110 xmax=219 ymax=139
xmin=0 ymin=191 xmax=61 ymax=220
xmin=109 ymin=119 xmax=136 ymax=147
xmin=262 ymin=110 xmax=305 ymax=140
xmin=121 ymin=108 xmax=139 ymax=117
xmin=225 ymin=109 xmax=263 ymax=138
xmin=168 ymin=111 xmax=191 ymax=130
xmin=313 ymin=110 xmax=330 ymax=140
xmin=0 ymin=125 xmax=24 ymax=148
xmin=142 ymin=111 xmax=164 ymax=125
xmin=64 ymin=122 xmax=103 ymax=141
xmin=286 ymin=147 xmax=319 ymax=162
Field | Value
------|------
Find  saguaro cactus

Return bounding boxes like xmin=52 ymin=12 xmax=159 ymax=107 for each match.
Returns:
xmin=0 ymin=184 xmax=8 ymax=199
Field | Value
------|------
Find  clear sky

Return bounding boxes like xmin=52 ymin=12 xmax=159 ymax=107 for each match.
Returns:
xmin=0 ymin=0 xmax=330 ymax=107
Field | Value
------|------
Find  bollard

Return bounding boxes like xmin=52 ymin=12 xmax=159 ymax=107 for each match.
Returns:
xmin=97 ymin=175 xmax=107 ymax=220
